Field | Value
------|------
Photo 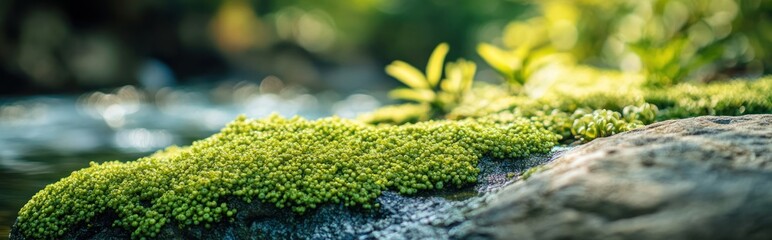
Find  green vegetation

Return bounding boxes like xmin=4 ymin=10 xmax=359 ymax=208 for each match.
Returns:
xmin=520 ymin=166 xmax=546 ymax=180
xmin=646 ymin=79 xmax=772 ymax=119
xmin=16 ymin=114 xmax=558 ymax=239
xmin=384 ymin=43 xmax=477 ymax=118
xmin=481 ymin=0 xmax=772 ymax=86
xmin=362 ymin=0 xmax=772 ymax=137
xmin=569 ymin=108 xmax=648 ymax=142
xmin=356 ymin=103 xmax=431 ymax=125
xmin=476 ymin=21 xmax=573 ymax=90
xmin=475 ymin=102 xmax=658 ymax=142
xmin=374 ymin=58 xmax=772 ymax=141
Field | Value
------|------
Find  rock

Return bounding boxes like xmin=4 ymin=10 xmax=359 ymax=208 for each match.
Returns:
xmin=454 ymin=115 xmax=772 ymax=240
xmin=15 ymin=115 xmax=770 ymax=239
xmin=10 ymin=152 xmax=565 ymax=239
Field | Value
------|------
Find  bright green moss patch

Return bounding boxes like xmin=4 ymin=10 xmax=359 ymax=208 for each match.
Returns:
xmin=645 ymin=79 xmax=772 ymax=120
xmin=478 ymin=103 xmax=658 ymax=142
xmin=435 ymin=75 xmax=772 ymax=142
xmin=450 ymin=74 xmax=772 ymax=121
xmin=16 ymin=114 xmax=559 ymax=239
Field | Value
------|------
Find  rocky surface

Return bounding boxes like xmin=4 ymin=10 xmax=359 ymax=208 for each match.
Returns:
xmin=10 ymin=150 xmax=567 ymax=240
xmin=455 ymin=114 xmax=772 ymax=240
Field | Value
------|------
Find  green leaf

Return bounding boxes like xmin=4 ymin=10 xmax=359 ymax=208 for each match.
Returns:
xmin=441 ymin=62 xmax=463 ymax=93
xmin=388 ymin=88 xmax=436 ymax=103
xmin=523 ymin=53 xmax=571 ymax=80
xmin=441 ymin=59 xmax=476 ymax=94
xmin=426 ymin=43 xmax=449 ymax=87
xmin=386 ymin=61 xmax=430 ymax=89
xmin=477 ymin=43 xmax=520 ymax=81
xmin=459 ymin=60 xmax=476 ymax=91
xmin=513 ymin=43 xmax=532 ymax=60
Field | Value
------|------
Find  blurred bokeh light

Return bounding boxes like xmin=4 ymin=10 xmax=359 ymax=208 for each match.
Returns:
xmin=0 ymin=0 xmax=531 ymax=95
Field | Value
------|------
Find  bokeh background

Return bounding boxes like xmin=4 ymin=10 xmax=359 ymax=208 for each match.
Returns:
xmin=1 ymin=0 xmax=771 ymax=238
xmin=0 ymin=0 xmax=531 ymax=95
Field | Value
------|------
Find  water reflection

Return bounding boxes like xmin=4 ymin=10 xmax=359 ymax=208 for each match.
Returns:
xmin=0 ymin=83 xmax=383 ymax=236
xmin=332 ymin=94 xmax=381 ymax=119
xmin=0 ymin=150 xmax=50 ymax=175
xmin=77 ymin=86 xmax=144 ymax=128
xmin=113 ymin=129 xmax=175 ymax=153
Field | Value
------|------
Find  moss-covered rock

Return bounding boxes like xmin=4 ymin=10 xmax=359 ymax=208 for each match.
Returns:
xmin=15 ymin=114 xmax=559 ymax=239
xmin=456 ymin=115 xmax=772 ymax=240
xmin=443 ymin=75 xmax=772 ymax=141
xmin=646 ymin=79 xmax=772 ymax=119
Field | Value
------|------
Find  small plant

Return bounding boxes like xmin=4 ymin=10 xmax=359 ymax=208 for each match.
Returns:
xmin=631 ymin=38 xmax=725 ymax=87
xmin=622 ymin=102 xmax=658 ymax=124
xmin=570 ymin=103 xmax=657 ymax=142
xmin=476 ymin=14 xmax=576 ymax=92
xmin=477 ymin=43 xmax=527 ymax=89
xmin=477 ymin=43 xmax=568 ymax=91
xmin=386 ymin=43 xmax=477 ymax=117
xmin=570 ymin=109 xmax=630 ymax=142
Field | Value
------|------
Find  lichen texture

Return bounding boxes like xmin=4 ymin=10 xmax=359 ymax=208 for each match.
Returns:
xmin=16 ymin=114 xmax=558 ymax=239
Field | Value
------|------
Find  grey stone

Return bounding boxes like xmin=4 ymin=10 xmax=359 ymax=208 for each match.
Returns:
xmin=455 ymin=115 xmax=772 ymax=240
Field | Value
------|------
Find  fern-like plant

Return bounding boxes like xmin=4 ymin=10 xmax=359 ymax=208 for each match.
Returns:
xmin=477 ymin=42 xmax=571 ymax=92
xmin=386 ymin=43 xmax=477 ymax=116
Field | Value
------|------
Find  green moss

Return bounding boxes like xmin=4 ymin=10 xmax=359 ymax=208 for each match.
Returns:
xmin=645 ymin=79 xmax=772 ymax=120
xmin=443 ymin=75 xmax=772 ymax=141
xmin=569 ymin=109 xmax=642 ymax=142
xmin=478 ymin=102 xmax=657 ymax=142
xmin=16 ymin=114 xmax=559 ymax=239
xmin=448 ymin=70 xmax=772 ymax=120
xmin=520 ymin=166 xmax=546 ymax=180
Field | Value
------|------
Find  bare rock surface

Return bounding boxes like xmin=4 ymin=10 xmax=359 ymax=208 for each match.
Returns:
xmin=455 ymin=115 xmax=772 ymax=240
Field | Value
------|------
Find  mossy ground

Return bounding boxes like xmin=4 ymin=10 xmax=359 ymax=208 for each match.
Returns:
xmin=16 ymin=114 xmax=558 ymax=239
xmin=371 ymin=74 xmax=772 ymax=142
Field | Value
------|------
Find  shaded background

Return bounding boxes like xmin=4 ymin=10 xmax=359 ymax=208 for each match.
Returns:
xmin=0 ymin=0 xmax=529 ymax=95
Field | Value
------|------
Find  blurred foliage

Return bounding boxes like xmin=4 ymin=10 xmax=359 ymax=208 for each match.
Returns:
xmin=0 ymin=0 xmax=530 ymax=94
xmin=646 ymin=78 xmax=772 ymax=119
xmin=478 ymin=0 xmax=772 ymax=87
xmin=356 ymin=103 xmax=431 ymax=125
xmin=476 ymin=14 xmax=575 ymax=90
xmin=3 ymin=0 xmax=769 ymax=94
